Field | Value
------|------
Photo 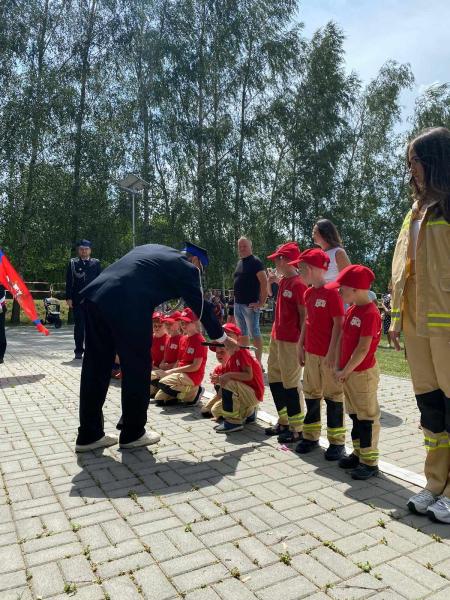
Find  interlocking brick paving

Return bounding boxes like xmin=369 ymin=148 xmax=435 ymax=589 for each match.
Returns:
xmin=0 ymin=327 xmax=448 ymax=600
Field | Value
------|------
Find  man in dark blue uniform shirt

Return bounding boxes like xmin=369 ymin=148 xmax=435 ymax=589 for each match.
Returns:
xmin=65 ymin=240 xmax=102 ymax=359
xmin=75 ymin=242 xmax=235 ymax=452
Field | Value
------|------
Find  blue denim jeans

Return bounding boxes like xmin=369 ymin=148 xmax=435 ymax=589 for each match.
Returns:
xmin=234 ymin=303 xmax=261 ymax=338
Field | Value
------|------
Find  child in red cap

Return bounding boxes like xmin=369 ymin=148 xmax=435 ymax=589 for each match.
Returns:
xmin=214 ymin=322 xmax=264 ymax=433
xmin=200 ymin=345 xmax=230 ymax=418
xmin=159 ymin=311 xmax=184 ymax=371
xmin=265 ymin=242 xmax=307 ymax=443
xmin=327 ymin=265 xmax=382 ymax=480
xmin=150 ymin=312 xmax=169 ymax=397
xmin=292 ymin=248 xmax=346 ymax=459
xmin=154 ymin=308 xmax=207 ymax=406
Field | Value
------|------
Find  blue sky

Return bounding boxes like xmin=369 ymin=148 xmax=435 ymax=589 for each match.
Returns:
xmin=298 ymin=0 xmax=450 ymax=128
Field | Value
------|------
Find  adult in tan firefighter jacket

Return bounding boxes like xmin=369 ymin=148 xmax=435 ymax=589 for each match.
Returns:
xmin=390 ymin=127 xmax=450 ymax=524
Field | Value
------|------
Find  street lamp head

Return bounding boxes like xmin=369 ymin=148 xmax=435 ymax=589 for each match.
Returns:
xmin=117 ymin=174 xmax=149 ymax=193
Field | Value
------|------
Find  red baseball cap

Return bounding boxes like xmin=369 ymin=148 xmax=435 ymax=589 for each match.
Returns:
xmin=290 ymin=248 xmax=330 ymax=270
xmin=325 ymin=265 xmax=375 ymax=291
xmin=163 ymin=310 xmax=182 ymax=324
xmin=152 ymin=311 xmax=164 ymax=321
xmin=179 ymin=307 xmax=199 ymax=323
xmin=223 ymin=323 xmax=242 ymax=336
xmin=267 ymin=242 xmax=301 ymax=263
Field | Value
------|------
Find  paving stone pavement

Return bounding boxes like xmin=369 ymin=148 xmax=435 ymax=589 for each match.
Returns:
xmin=0 ymin=327 xmax=449 ymax=600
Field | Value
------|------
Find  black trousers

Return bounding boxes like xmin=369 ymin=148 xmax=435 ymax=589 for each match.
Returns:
xmin=73 ymin=303 xmax=86 ymax=354
xmin=76 ymin=300 xmax=152 ymax=445
xmin=0 ymin=310 xmax=6 ymax=360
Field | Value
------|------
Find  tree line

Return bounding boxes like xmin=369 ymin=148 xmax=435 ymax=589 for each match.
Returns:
xmin=1 ymin=0 xmax=450 ymax=293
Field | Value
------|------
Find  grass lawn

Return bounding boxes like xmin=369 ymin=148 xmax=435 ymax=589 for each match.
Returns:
xmin=5 ymin=299 xmax=70 ymax=325
xmin=259 ymin=325 xmax=411 ymax=379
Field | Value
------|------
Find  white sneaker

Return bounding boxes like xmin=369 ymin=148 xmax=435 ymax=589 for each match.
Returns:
xmin=427 ymin=496 xmax=450 ymax=524
xmin=119 ymin=432 xmax=160 ymax=449
xmin=407 ymin=489 xmax=437 ymax=515
xmin=75 ymin=435 xmax=118 ymax=453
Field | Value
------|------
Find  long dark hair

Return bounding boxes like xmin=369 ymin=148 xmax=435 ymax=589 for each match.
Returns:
xmin=315 ymin=218 xmax=343 ymax=248
xmin=408 ymin=126 xmax=450 ymax=222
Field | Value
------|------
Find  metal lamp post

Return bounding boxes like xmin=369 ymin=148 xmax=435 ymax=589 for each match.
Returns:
xmin=117 ymin=174 xmax=149 ymax=248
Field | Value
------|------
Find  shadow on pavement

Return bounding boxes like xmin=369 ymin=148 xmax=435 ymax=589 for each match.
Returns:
xmin=292 ymin=446 xmax=450 ymax=540
xmin=0 ymin=373 xmax=46 ymax=387
xmin=69 ymin=408 xmax=449 ymax=540
xmin=70 ymin=442 xmax=267 ymax=500
xmin=379 ymin=410 xmax=403 ymax=428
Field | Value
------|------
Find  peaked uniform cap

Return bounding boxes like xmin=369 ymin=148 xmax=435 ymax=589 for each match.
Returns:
xmin=182 ymin=242 xmax=209 ymax=266
xmin=77 ymin=239 xmax=92 ymax=248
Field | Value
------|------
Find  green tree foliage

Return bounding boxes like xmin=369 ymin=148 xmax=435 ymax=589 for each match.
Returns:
xmin=412 ymin=82 xmax=450 ymax=132
xmin=0 ymin=0 xmax=441 ymax=294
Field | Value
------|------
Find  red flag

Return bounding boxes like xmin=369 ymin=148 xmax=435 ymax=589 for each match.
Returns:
xmin=0 ymin=249 xmax=49 ymax=336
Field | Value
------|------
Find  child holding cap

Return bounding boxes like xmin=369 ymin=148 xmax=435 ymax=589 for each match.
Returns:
xmin=328 ymin=265 xmax=382 ymax=480
xmin=215 ymin=322 xmax=264 ymax=433
xmin=150 ymin=313 xmax=169 ymax=397
xmin=265 ymin=242 xmax=307 ymax=444
xmin=293 ymin=248 xmax=346 ymax=460
xmin=154 ymin=308 xmax=207 ymax=406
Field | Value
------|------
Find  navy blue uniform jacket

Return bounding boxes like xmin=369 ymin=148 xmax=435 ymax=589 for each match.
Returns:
xmin=66 ymin=257 xmax=102 ymax=306
xmin=80 ymin=244 xmax=223 ymax=341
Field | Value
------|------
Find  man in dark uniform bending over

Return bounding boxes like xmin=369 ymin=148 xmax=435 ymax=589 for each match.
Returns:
xmin=75 ymin=242 xmax=236 ymax=452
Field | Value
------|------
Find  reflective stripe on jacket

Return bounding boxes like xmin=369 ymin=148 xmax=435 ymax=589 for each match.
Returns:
xmin=390 ymin=207 xmax=450 ymax=338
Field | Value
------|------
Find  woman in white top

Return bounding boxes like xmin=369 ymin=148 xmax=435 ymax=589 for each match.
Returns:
xmin=312 ymin=219 xmax=351 ymax=282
